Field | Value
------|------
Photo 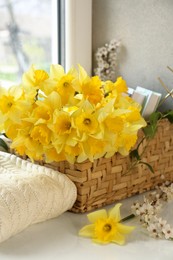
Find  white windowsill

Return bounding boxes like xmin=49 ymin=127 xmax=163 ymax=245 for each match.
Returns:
xmin=0 ymin=194 xmax=173 ymax=259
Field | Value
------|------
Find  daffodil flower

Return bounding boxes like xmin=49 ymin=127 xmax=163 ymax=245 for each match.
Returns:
xmin=50 ymin=64 xmax=77 ymax=105
xmin=0 ymin=64 xmax=146 ymax=164
xmin=22 ymin=65 xmax=49 ymax=88
xmin=79 ymin=203 xmax=135 ymax=245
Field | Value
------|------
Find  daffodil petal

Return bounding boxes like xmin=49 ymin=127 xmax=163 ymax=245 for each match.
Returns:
xmin=112 ymin=232 xmax=125 ymax=245
xmin=50 ymin=64 xmax=64 ymax=79
xmin=78 ymin=64 xmax=88 ymax=82
xmin=117 ymin=223 xmax=135 ymax=234
xmin=92 ymin=238 xmax=109 ymax=245
xmin=76 ymin=153 xmax=88 ymax=163
xmin=108 ymin=203 xmax=122 ymax=221
xmin=87 ymin=209 xmax=107 ymax=223
xmin=47 ymin=91 xmax=61 ymax=110
xmin=79 ymin=224 xmax=95 ymax=237
xmin=9 ymin=85 xmax=23 ymax=99
xmin=65 ymin=154 xmax=75 ymax=164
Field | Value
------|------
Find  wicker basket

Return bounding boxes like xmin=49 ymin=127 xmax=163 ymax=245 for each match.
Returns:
xmin=32 ymin=119 xmax=173 ymax=213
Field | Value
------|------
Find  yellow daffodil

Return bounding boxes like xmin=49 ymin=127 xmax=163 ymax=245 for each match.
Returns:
xmin=33 ymin=105 xmax=51 ymax=121
xmin=103 ymin=80 xmax=118 ymax=101
xmin=73 ymin=64 xmax=88 ymax=93
xmin=74 ymin=65 xmax=103 ymax=106
xmin=79 ymin=203 xmax=135 ymax=245
xmin=78 ymin=64 xmax=88 ymax=83
xmin=48 ymin=110 xmax=79 ymax=155
xmin=56 ymin=74 xmax=75 ymax=104
xmin=81 ymin=76 xmax=103 ymax=105
xmin=3 ymin=119 xmax=20 ymax=139
xmin=0 ymin=63 xmax=146 ymax=163
xmin=114 ymin=77 xmax=128 ymax=94
xmin=0 ymin=85 xmax=32 ymax=129
xmin=32 ymin=91 xmax=61 ymax=125
xmin=44 ymin=147 xmax=66 ymax=163
xmin=104 ymin=116 xmax=124 ymax=133
xmin=34 ymin=69 xmax=49 ymax=84
xmin=50 ymin=64 xmax=76 ymax=105
xmin=118 ymin=133 xmax=138 ymax=156
xmin=22 ymin=65 xmax=56 ymax=99
xmin=126 ymin=109 xmax=141 ymax=122
xmin=72 ymin=100 xmax=99 ymax=135
xmin=22 ymin=65 xmax=49 ymax=88
xmin=10 ymin=120 xmax=44 ymax=160
xmin=30 ymin=124 xmax=51 ymax=146
xmin=0 ymin=95 xmax=14 ymax=114
xmin=75 ymin=112 xmax=99 ymax=135
xmin=0 ymin=85 xmax=23 ymax=115
xmin=64 ymin=144 xmax=82 ymax=164
xmin=103 ymin=77 xmax=127 ymax=102
xmin=81 ymin=137 xmax=106 ymax=162
xmin=51 ymin=110 xmax=72 ymax=135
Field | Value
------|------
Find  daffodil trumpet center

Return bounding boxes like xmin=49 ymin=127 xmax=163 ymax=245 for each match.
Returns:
xmin=103 ymin=223 xmax=112 ymax=232
xmin=64 ymin=122 xmax=71 ymax=130
xmin=63 ymin=82 xmax=70 ymax=87
xmin=7 ymin=102 xmax=13 ymax=107
xmin=83 ymin=118 xmax=91 ymax=125
xmin=0 ymin=95 xmax=14 ymax=114
xmin=34 ymin=69 xmax=49 ymax=84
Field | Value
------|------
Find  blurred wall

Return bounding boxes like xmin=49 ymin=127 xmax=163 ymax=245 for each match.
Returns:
xmin=92 ymin=0 xmax=173 ymax=111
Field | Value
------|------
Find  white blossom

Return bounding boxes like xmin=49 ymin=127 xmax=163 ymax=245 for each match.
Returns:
xmin=130 ymin=181 xmax=173 ymax=241
xmin=94 ymin=39 xmax=121 ymax=81
xmin=162 ymin=224 xmax=173 ymax=239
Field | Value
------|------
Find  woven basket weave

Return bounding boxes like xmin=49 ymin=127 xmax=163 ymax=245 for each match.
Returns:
xmin=33 ymin=119 xmax=173 ymax=213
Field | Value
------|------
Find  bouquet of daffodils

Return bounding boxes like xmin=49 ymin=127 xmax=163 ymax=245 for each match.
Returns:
xmin=0 ymin=64 xmax=146 ymax=164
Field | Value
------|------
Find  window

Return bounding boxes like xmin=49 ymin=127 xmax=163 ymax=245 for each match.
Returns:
xmin=0 ymin=0 xmax=53 ymax=86
xmin=0 ymin=0 xmax=92 ymax=88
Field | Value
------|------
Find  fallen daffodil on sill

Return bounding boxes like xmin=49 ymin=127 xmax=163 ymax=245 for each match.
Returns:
xmin=79 ymin=203 xmax=135 ymax=245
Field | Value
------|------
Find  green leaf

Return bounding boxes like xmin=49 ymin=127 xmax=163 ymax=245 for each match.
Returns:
xmin=148 ymin=111 xmax=162 ymax=125
xmin=142 ymin=124 xmax=158 ymax=139
xmin=139 ymin=161 xmax=154 ymax=173
xmin=164 ymin=110 xmax=173 ymax=123
xmin=143 ymin=111 xmax=163 ymax=139
xmin=0 ymin=138 xmax=9 ymax=152
xmin=129 ymin=149 xmax=141 ymax=161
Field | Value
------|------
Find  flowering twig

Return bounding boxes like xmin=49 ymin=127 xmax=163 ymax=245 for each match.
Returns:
xmin=94 ymin=39 xmax=121 ymax=81
xmin=131 ymin=181 xmax=173 ymax=240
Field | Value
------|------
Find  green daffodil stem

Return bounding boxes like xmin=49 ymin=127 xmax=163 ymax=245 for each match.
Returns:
xmin=121 ymin=213 xmax=135 ymax=222
xmin=0 ymin=138 xmax=9 ymax=152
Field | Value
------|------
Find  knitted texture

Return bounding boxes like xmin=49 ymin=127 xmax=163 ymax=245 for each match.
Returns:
xmin=0 ymin=151 xmax=77 ymax=243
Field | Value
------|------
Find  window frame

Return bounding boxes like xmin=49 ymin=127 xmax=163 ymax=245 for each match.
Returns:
xmin=65 ymin=0 xmax=92 ymax=75
xmin=53 ymin=0 xmax=92 ymax=74
xmin=52 ymin=0 xmax=66 ymax=66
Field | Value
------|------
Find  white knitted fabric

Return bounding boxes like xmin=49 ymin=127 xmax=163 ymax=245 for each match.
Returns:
xmin=0 ymin=151 xmax=77 ymax=243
